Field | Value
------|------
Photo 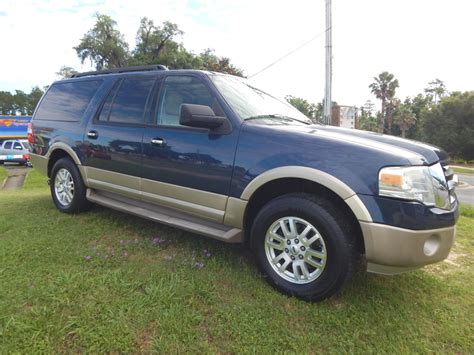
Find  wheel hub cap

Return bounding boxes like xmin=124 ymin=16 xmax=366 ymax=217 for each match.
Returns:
xmin=54 ymin=168 xmax=74 ymax=207
xmin=264 ymin=216 xmax=327 ymax=284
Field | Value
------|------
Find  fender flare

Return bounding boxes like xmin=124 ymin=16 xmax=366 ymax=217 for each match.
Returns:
xmin=46 ymin=142 xmax=82 ymax=166
xmin=240 ymin=166 xmax=372 ymax=222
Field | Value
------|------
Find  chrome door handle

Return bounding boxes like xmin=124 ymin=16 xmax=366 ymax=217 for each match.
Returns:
xmin=151 ymin=138 xmax=165 ymax=146
xmin=87 ymin=130 xmax=98 ymax=139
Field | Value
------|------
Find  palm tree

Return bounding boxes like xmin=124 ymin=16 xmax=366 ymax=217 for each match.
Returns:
xmin=369 ymin=71 xmax=399 ymax=133
xmin=394 ymin=104 xmax=417 ymax=138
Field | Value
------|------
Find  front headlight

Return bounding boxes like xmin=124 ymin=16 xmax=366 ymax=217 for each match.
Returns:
xmin=379 ymin=166 xmax=437 ymax=206
xmin=379 ymin=163 xmax=452 ymax=209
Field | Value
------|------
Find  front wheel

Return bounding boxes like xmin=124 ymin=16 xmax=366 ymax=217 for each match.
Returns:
xmin=250 ymin=193 xmax=359 ymax=301
xmin=50 ymin=158 xmax=91 ymax=213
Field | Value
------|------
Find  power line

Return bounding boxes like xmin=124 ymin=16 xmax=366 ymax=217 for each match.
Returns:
xmin=248 ymin=27 xmax=331 ymax=79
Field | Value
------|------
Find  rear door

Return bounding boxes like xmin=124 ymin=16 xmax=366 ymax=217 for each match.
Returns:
xmin=83 ymin=75 xmax=156 ymax=198
xmin=141 ymin=74 xmax=240 ymax=222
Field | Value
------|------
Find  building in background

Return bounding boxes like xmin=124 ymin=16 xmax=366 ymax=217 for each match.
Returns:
xmin=331 ymin=105 xmax=358 ymax=129
xmin=0 ymin=116 xmax=32 ymax=141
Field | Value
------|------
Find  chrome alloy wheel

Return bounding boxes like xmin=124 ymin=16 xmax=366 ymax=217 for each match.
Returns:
xmin=264 ymin=216 xmax=327 ymax=284
xmin=54 ymin=168 xmax=75 ymax=207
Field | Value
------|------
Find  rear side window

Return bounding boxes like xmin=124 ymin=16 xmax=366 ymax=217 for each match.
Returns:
xmin=35 ymin=80 xmax=102 ymax=121
xmin=98 ymin=78 xmax=155 ymax=124
xmin=4 ymin=141 xmax=12 ymax=149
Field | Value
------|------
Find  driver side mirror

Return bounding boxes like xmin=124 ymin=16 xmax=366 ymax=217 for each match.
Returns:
xmin=179 ymin=104 xmax=226 ymax=129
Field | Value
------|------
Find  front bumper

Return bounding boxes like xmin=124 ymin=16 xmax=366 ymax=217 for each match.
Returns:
xmin=360 ymin=222 xmax=456 ymax=274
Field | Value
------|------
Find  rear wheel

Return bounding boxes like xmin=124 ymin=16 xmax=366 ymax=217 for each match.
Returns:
xmin=50 ymin=158 xmax=91 ymax=213
xmin=251 ymin=193 xmax=359 ymax=301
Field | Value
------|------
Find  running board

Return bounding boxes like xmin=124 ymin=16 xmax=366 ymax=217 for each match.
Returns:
xmin=86 ymin=189 xmax=243 ymax=243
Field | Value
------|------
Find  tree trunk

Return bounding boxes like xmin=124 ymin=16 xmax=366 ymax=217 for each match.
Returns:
xmin=379 ymin=98 xmax=385 ymax=133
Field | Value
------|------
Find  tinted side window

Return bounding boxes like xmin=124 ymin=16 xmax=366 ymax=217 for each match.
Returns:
xmin=156 ymin=76 xmax=224 ymax=126
xmin=98 ymin=80 xmax=120 ymax=122
xmin=35 ymin=80 xmax=102 ymax=121
xmin=4 ymin=142 xmax=12 ymax=149
xmin=13 ymin=142 xmax=22 ymax=150
xmin=106 ymin=78 xmax=155 ymax=124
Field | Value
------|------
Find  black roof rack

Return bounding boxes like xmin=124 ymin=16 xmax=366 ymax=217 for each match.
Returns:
xmin=71 ymin=64 xmax=169 ymax=78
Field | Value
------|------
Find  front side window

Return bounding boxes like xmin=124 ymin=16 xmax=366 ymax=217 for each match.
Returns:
xmin=156 ymin=76 xmax=224 ymax=126
xmin=35 ymin=80 xmax=102 ymax=121
xmin=13 ymin=142 xmax=22 ymax=150
xmin=99 ymin=78 xmax=155 ymax=124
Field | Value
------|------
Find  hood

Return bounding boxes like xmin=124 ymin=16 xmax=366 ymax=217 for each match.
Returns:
xmin=317 ymin=125 xmax=447 ymax=164
xmin=244 ymin=120 xmax=445 ymax=165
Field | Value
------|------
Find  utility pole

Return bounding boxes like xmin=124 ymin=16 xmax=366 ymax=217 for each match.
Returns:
xmin=324 ymin=0 xmax=332 ymax=125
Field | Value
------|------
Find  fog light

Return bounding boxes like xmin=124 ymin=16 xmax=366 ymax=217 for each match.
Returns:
xmin=423 ymin=235 xmax=441 ymax=256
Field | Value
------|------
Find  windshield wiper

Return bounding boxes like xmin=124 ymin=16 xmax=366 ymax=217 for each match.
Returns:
xmin=245 ymin=114 xmax=307 ymax=123
xmin=245 ymin=114 xmax=311 ymax=125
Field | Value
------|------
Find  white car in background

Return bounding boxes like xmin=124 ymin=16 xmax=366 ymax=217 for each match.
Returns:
xmin=0 ymin=139 xmax=31 ymax=166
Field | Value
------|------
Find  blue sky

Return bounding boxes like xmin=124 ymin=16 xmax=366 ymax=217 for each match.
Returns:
xmin=0 ymin=0 xmax=473 ymax=108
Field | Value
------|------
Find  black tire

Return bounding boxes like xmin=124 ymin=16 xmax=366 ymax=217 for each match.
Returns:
xmin=50 ymin=157 xmax=91 ymax=213
xmin=250 ymin=193 xmax=359 ymax=301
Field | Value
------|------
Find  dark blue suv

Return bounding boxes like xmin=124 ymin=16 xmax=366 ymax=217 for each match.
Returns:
xmin=29 ymin=65 xmax=459 ymax=301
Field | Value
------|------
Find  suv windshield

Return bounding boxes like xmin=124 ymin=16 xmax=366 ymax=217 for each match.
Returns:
xmin=210 ymin=75 xmax=312 ymax=124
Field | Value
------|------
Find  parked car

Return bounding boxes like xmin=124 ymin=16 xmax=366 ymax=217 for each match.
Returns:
xmin=0 ymin=139 xmax=31 ymax=166
xmin=29 ymin=65 xmax=459 ymax=301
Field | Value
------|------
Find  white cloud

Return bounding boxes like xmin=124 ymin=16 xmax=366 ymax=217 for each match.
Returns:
xmin=0 ymin=0 xmax=473 ymax=109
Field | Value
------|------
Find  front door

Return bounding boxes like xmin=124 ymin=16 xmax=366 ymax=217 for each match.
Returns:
xmin=83 ymin=76 xmax=156 ymax=197
xmin=141 ymin=74 xmax=240 ymax=222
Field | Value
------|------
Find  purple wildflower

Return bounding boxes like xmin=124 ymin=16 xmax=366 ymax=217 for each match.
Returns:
xmin=206 ymin=252 xmax=212 ymax=258
xmin=84 ymin=255 xmax=92 ymax=261
xmin=123 ymin=252 xmax=129 ymax=257
xmin=152 ymin=236 xmax=165 ymax=245
xmin=195 ymin=262 xmax=204 ymax=269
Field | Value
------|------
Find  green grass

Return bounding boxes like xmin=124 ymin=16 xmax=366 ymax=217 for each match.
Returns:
xmin=452 ymin=166 xmax=474 ymax=174
xmin=1 ymin=170 xmax=473 ymax=353
xmin=0 ymin=166 xmax=7 ymax=187
xmin=460 ymin=204 xmax=474 ymax=218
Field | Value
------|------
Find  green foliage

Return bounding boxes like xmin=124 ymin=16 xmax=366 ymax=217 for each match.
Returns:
xmin=393 ymin=103 xmax=416 ymax=138
xmin=74 ymin=14 xmax=243 ymax=76
xmin=422 ymin=91 xmax=474 ymax=160
xmin=0 ymin=90 xmax=15 ymax=115
xmin=285 ymin=95 xmax=322 ymax=122
xmin=358 ymin=100 xmax=378 ymax=132
xmin=74 ymin=13 xmax=130 ymax=70
xmin=424 ymin=78 xmax=447 ymax=104
xmin=131 ymin=18 xmax=184 ymax=66
xmin=0 ymin=86 xmax=44 ymax=115
xmin=196 ymin=49 xmax=243 ymax=77
xmin=369 ymin=71 xmax=399 ymax=133
xmin=56 ymin=66 xmax=79 ymax=79
xmin=402 ymin=94 xmax=431 ymax=140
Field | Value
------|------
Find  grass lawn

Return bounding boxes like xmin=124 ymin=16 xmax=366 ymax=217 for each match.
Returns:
xmin=1 ymin=170 xmax=473 ymax=352
xmin=452 ymin=166 xmax=474 ymax=174
xmin=0 ymin=166 xmax=7 ymax=186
